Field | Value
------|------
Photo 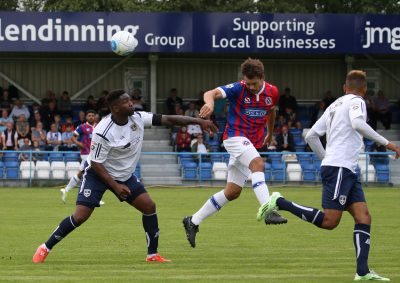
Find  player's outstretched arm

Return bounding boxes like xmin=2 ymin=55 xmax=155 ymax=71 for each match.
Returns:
xmin=199 ymin=89 xmax=223 ymax=119
xmin=161 ymin=115 xmax=218 ymax=134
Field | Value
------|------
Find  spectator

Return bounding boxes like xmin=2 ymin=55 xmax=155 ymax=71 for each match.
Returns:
xmin=364 ymin=90 xmax=377 ymax=130
xmin=10 ymin=99 xmax=30 ymax=120
xmin=60 ymin=123 xmax=77 ymax=151
xmin=131 ymin=88 xmax=147 ymax=111
xmin=18 ymin=138 xmax=32 ymax=161
xmin=31 ymin=122 xmax=47 ymax=148
xmin=45 ymin=90 xmax=57 ymax=106
xmin=83 ymin=95 xmax=97 ymax=113
xmin=276 ymin=125 xmax=295 ymax=152
xmin=74 ymin=110 xmax=86 ymax=127
xmin=165 ymin=88 xmax=183 ymax=115
xmin=322 ymin=90 xmax=336 ymax=108
xmin=0 ymin=109 xmax=13 ymax=134
xmin=267 ymin=136 xmax=278 ymax=152
xmin=61 ymin=115 xmax=75 ymax=132
xmin=374 ymin=90 xmax=392 ymax=130
xmin=194 ymin=90 xmax=205 ymax=110
xmin=191 ymin=134 xmax=210 ymax=162
xmin=46 ymin=123 xmax=62 ymax=151
xmin=184 ymin=102 xmax=200 ymax=118
xmin=1 ymin=122 xmax=18 ymax=150
xmin=29 ymin=110 xmax=42 ymax=129
xmin=284 ymin=107 xmax=302 ymax=129
xmin=96 ymin=90 xmax=110 ymax=118
xmin=41 ymin=100 xmax=59 ymax=130
xmin=174 ymin=103 xmax=184 ymax=116
xmin=175 ymin=126 xmax=192 ymax=152
xmin=278 ymin=87 xmax=297 ymax=115
xmin=32 ymin=140 xmax=45 ymax=161
xmin=311 ymin=100 xmax=326 ymax=126
xmin=58 ymin=91 xmax=72 ymax=117
xmin=204 ymin=131 xmax=219 ymax=145
xmin=15 ymin=114 xmax=30 ymax=148
xmin=54 ymin=114 xmax=62 ymax=132
xmin=8 ymin=84 xmax=19 ymax=100
xmin=0 ymin=89 xmax=12 ymax=112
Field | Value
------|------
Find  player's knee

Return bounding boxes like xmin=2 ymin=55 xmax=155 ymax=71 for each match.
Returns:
xmin=354 ymin=210 xmax=372 ymax=225
xmin=72 ymin=214 xmax=89 ymax=225
xmin=142 ymin=200 xmax=156 ymax=214
xmin=249 ymin=157 xmax=264 ymax=172
xmin=225 ymin=189 xmax=241 ymax=200
xmin=322 ymin=217 xmax=340 ymax=230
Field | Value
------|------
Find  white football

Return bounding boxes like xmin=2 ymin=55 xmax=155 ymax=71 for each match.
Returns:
xmin=110 ymin=30 xmax=138 ymax=56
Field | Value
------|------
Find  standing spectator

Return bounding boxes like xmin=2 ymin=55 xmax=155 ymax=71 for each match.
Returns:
xmin=322 ymin=90 xmax=336 ymax=108
xmin=0 ymin=109 xmax=13 ymax=134
xmin=131 ymin=89 xmax=147 ymax=111
xmin=29 ymin=110 xmax=42 ymax=129
xmin=165 ymin=88 xmax=183 ymax=115
xmin=15 ymin=114 xmax=30 ymax=148
xmin=46 ymin=123 xmax=62 ymax=151
xmin=0 ymin=89 xmax=12 ymax=113
xmin=175 ymin=126 xmax=192 ymax=152
xmin=58 ymin=91 xmax=72 ymax=117
xmin=311 ymin=101 xmax=326 ymax=126
xmin=31 ymin=122 xmax=47 ymax=149
xmin=96 ymin=90 xmax=110 ymax=118
xmin=41 ymin=100 xmax=59 ymax=130
xmin=1 ymin=122 xmax=18 ymax=150
xmin=278 ymin=87 xmax=297 ymax=115
xmin=74 ymin=110 xmax=86 ymax=128
xmin=10 ymin=99 xmax=30 ymax=120
xmin=83 ymin=95 xmax=97 ymax=113
xmin=364 ymin=90 xmax=377 ymax=130
xmin=184 ymin=102 xmax=200 ymax=118
xmin=374 ymin=90 xmax=392 ymax=130
xmin=276 ymin=125 xmax=295 ymax=152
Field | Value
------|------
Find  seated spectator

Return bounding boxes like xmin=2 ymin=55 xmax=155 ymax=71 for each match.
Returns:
xmin=204 ymin=131 xmax=219 ymax=145
xmin=276 ymin=125 xmax=295 ymax=152
xmin=279 ymin=87 xmax=297 ymax=115
xmin=131 ymin=88 xmax=147 ymax=111
xmin=165 ymin=88 xmax=183 ymax=115
xmin=31 ymin=122 xmax=47 ymax=149
xmin=0 ymin=89 xmax=13 ymax=113
xmin=175 ymin=126 xmax=192 ymax=152
xmin=16 ymin=114 xmax=31 ymax=148
xmin=97 ymin=90 xmax=110 ymax=118
xmin=0 ymin=109 xmax=13 ymax=134
xmin=54 ymin=114 xmax=62 ymax=132
xmin=284 ymin=107 xmax=302 ymax=129
xmin=60 ymin=123 xmax=78 ymax=151
xmin=74 ymin=110 xmax=86 ymax=127
xmin=174 ymin=103 xmax=184 ymax=116
xmin=274 ymin=114 xmax=287 ymax=135
xmin=83 ymin=95 xmax=98 ymax=113
xmin=1 ymin=122 xmax=18 ymax=150
xmin=10 ymin=99 xmax=30 ymax=120
xmin=32 ymin=140 xmax=45 ymax=161
xmin=19 ymin=138 xmax=33 ymax=161
xmin=191 ymin=134 xmax=210 ymax=162
xmin=58 ymin=90 xmax=72 ymax=117
xmin=374 ymin=90 xmax=392 ymax=129
xmin=184 ymin=102 xmax=200 ymax=118
xmin=46 ymin=123 xmax=62 ymax=151
xmin=29 ymin=110 xmax=42 ymax=129
xmin=322 ymin=90 xmax=336 ymax=108
xmin=311 ymin=100 xmax=326 ymax=126
xmin=61 ymin=116 xmax=75 ymax=132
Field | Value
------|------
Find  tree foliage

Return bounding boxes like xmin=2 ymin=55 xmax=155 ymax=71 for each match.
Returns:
xmin=4 ymin=0 xmax=400 ymax=13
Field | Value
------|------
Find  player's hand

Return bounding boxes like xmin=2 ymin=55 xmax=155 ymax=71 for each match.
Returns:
xmin=113 ymin=183 xmax=131 ymax=201
xmin=199 ymin=119 xmax=219 ymax=134
xmin=199 ymin=103 xmax=214 ymax=119
xmin=263 ymin=133 xmax=273 ymax=147
xmin=387 ymin=142 xmax=400 ymax=159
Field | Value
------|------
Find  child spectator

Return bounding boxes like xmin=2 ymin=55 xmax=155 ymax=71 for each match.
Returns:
xmin=175 ymin=126 xmax=192 ymax=152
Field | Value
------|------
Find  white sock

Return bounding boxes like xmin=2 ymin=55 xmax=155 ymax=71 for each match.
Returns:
xmin=191 ymin=190 xmax=229 ymax=225
xmin=65 ymin=175 xmax=80 ymax=192
xmin=251 ymin=171 xmax=270 ymax=205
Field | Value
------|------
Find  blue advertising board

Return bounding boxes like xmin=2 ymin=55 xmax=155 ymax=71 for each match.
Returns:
xmin=0 ymin=12 xmax=398 ymax=54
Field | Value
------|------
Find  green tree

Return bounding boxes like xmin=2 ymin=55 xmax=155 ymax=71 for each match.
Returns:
xmin=43 ymin=0 xmax=124 ymax=12
xmin=0 ymin=0 xmax=18 ymax=11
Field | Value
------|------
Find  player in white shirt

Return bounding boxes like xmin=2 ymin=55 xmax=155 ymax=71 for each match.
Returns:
xmin=257 ymin=70 xmax=400 ymax=281
xmin=33 ymin=89 xmax=218 ymax=264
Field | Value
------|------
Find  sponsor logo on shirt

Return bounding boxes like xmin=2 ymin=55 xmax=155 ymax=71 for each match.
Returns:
xmin=243 ymin=108 xmax=267 ymax=117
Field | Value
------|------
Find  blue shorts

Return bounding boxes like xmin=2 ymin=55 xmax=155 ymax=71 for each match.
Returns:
xmin=76 ymin=167 xmax=147 ymax=208
xmin=321 ymin=166 xmax=366 ymax=211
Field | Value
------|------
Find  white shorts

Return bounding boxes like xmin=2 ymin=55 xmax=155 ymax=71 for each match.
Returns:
xmin=79 ymin=155 xmax=88 ymax=171
xmin=223 ymin=136 xmax=260 ymax=188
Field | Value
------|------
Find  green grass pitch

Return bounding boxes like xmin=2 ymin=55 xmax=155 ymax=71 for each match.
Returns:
xmin=0 ymin=186 xmax=399 ymax=282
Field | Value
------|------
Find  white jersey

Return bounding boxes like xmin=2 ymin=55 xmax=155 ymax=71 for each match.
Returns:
xmin=311 ymin=94 xmax=367 ymax=172
xmin=89 ymin=112 xmax=153 ymax=181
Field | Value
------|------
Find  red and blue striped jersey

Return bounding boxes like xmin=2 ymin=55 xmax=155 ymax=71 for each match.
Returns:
xmin=74 ymin=122 xmax=95 ymax=155
xmin=218 ymin=81 xmax=279 ymax=149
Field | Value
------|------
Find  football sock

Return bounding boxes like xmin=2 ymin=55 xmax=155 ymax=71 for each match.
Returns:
xmin=276 ymin=198 xmax=324 ymax=228
xmin=45 ymin=215 xmax=80 ymax=249
xmin=65 ymin=175 xmax=80 ymax=192
xmin=143 ymin=213 xmax=159 ymax=255
xmin=353 ymin=223 xmax=371 ymax=276
xmin=191 ymin=190 xmax=229 ymax=226
xmin=251 ymin=171 xmax=270 ymax=205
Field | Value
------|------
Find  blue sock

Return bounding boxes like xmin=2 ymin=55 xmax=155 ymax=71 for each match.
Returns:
xmin=354 ymin=223 xmax=371 ymax=276
xmin=276 ymin=197 xmax=325 ymax=228
xmin=142 ymin=213 xmax=159 ymax=255
xmin=45 ymin=216 xmax=80 ymax=249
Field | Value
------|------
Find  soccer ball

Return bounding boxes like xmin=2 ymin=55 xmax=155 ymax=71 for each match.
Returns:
xmin=110 ymin=30 xmax=138 ymax=56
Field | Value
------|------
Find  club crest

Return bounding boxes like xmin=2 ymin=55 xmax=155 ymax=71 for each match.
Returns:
xmin=84 ymin=189 xmax=91 ymax=198
xmin=130 ymin=122 xmax=137 ymax=131
xmin=339 ymin=195 xmax=347 ymax=205
xmin=265 ymin=97 xmax=273 ymax=105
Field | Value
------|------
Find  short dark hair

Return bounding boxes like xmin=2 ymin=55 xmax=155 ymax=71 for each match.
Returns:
xmin=107 ymin=89 xmax=127 ymax=106
xmin=241 ymin=58 xmax=264 ymax=79
xmin=86 ymin=109 xmax=97 ymax=115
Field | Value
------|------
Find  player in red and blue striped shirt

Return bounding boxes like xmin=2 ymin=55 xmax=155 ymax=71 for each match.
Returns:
xmin=183 ymin=58 xmax=287 ymax=248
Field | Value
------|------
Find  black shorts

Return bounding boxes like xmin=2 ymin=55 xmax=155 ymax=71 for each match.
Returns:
xmin=321 ymin=166 xmax=366 ymax=211
xmin=76 ymin=167 xmax=146 ymax=208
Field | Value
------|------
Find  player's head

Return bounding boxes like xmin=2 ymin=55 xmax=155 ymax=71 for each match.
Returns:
xmin=241 ymin=58 xmax=265 ymax=94
xmin=86 ymin=109 xmax=97 ymax=125
xmin=344 ymin=70 xmax=367 ymax=97
xmin=107 ymin=89 xmax=134 ymax=116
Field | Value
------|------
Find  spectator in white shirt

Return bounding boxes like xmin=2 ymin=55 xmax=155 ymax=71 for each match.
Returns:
xmin=10 ymin=99 xmax=30 ymax=120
